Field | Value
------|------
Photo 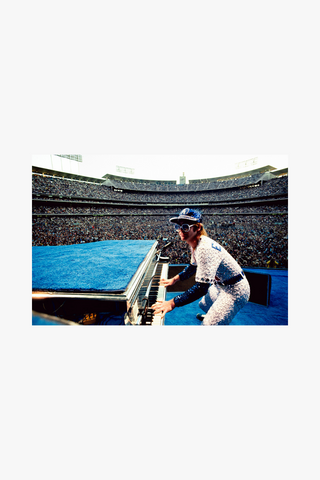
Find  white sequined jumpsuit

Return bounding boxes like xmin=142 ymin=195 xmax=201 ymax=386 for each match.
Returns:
xmin=175 ymin=235 xmax=250 ymax=325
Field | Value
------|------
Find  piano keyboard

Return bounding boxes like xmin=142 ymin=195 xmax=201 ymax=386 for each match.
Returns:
xmin=139 ymin=262 xmax=168 ymax=326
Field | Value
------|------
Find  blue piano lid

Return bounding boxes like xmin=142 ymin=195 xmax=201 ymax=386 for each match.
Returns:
xmin=32 ymin=240 xmax=156 ymax=292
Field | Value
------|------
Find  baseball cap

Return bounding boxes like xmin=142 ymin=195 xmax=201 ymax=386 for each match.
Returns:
xmin=169 ymin=208 xmax=202 ymax=224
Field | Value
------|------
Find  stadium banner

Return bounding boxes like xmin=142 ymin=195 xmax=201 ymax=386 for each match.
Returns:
xmin=116 ymin=165 xmax=135 ymax=175
xmin=235 ymin=157 xmax=258 ymax=169
xmin=56 ymin=155 xmax=82 ymax=162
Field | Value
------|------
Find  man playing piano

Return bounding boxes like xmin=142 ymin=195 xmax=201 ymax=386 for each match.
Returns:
xmin=151 ymin=208 xmax=250 ymax=325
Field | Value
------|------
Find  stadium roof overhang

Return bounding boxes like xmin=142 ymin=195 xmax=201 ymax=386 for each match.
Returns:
xmin=102 ymin=173 xmax=177 ymax=185
xmin=189 ymin=165 xmax=277 ymax=183
xmin=32 ymin=166 xmax=105 ymax=184
xmin=102 ymin=165 xmax=280 ymax=185
xmin=272 ymin=167 xmax=288 ymax=176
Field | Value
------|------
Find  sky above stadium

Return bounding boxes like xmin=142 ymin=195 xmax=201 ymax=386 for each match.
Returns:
xmin=32 ymin=154 xmax=288 ymax=182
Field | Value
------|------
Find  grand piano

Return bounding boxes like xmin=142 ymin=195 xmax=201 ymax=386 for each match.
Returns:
xmin=32 ymin=240 xmax=169 ymax=326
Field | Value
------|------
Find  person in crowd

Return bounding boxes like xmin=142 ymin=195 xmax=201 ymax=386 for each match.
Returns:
xmin=151 ymin=208 xmax=250 ymax=325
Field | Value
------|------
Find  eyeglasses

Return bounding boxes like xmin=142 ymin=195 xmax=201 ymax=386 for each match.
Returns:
xmin=174 ymin=223 xmax=193 ymax=232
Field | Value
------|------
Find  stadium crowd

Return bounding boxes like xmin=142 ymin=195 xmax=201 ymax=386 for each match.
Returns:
xmin=32 ymin=173 xmax=288 ymax=268
xmin=32 ymin=212 xmax=288 ymax=268
xmin=32 ymin=174 xmax=288 ymax=204
xmin=107 ymin=174 xmax=265 ymax=191
xmin=32 ymin=204 xmax=288 ymax=216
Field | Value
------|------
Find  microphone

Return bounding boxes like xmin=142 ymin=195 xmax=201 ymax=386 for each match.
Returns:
xmin=156 ymin=241 xmax=172 ymax=259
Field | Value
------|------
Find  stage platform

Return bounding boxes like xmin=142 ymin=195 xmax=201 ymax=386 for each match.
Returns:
xmin=165 ymin=268 xmax=288 ymax=326
xmin=32 ymin=240 xmax=156 ymax=292
xmin=32 ymin=240 xmax=160 ymax=325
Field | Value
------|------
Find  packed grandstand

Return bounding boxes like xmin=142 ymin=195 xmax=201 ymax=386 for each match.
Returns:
xmin=32 ymin=165 xmax=288 ymax=268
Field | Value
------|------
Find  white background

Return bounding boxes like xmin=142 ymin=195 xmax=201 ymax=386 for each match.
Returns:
xmin=1 ymin=1 xmax=319 ymax=479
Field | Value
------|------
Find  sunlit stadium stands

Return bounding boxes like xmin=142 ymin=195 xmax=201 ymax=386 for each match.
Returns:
xmin=32 ymin=167 xmax=288 ymax=268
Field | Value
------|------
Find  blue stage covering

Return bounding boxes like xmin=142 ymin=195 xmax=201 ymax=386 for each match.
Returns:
xmin=32 ymin=240 xmax=156 ymax=292
xmin=165 ymin=268 xmax=288 ymax=326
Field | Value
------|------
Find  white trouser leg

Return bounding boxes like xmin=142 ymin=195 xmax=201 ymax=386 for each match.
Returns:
xmin=202 ymin=278 xmax=250 ymax=325
xmin=199 ymin=284 xmax=220 ymax=313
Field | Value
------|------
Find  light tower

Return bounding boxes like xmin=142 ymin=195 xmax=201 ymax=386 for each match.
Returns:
xmin=179 ymin=172 xmax=186 ymax=184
